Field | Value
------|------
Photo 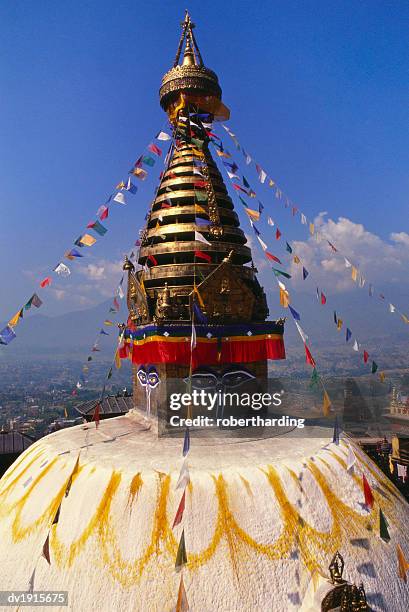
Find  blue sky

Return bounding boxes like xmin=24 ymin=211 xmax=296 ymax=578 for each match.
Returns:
xmin=1 ymin=0 xmax=409 ymax=329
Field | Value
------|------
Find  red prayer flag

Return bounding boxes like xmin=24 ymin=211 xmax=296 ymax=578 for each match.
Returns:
xmin=161 ymin=202 xmax=172 ymax=209
xmin=265 ymin=252 xmax=281 ymax=264
xmin=321 ymin=292 xmax=327 ymax=305
xmin=305 ymin=344 xmax=316 ymax=367
xmin=148 ymin=143 xmax=162 ymax=156
xmin=148 ymin=254 xmax=158 ymax=266
xmin=93 ymin=403 xmax=101 ymax=429
xmin=193 ymin=180 xmax=208 ymax=188
xmin=276 ymin=229 xmax=282 ymax=240
xmin=363 ymin=350 xmax=369 ymax=364
xmin=113 ymin=297 xmax=120 ymax=311
xmin=172 ymin=490 xmax=186 ymax=528
xmin=233 ymin=183 xmax=247 ymax=194
xmin=40 ymin=277 xmax=51 ymax=288
xmin=363 ymin=474 xmax=374 ymax=508
xmin=100 ymin=206 xmax=109 ymax=220
xmin=292 ymin=207 xmax=298 ymax=216
xmin=194 ymin=250 xmax=211 ymax=262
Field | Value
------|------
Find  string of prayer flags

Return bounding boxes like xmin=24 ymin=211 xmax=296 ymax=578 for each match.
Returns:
xmin=183 ymin=428 xmax=190 ymax=457
xmin=54 ymin=262 xmax=71 ymax=276
xmin=397 ymin=545 xmax=409 ymax=582
xmin=323 ymin=390 xmax=331 ymax=416
xmin=175 ymin=574 xmax=189 ymax=612
xmin=379 ymin=508 xmax=390 ymax=542
xmin=362 ymin=474 xmax=374 ymax=509
xmin=40 ymin=277 xmax=52 ymax=288
xmin=175 ymin=530 xmax=187 ymax=571
xmin=346 ymin=443 xmax=356 ymax=470
xmin=332 ymin=416 xmax=340 ymax=445
xmin=172 ymin=490 xmax=186 ymax=528
xmin=87 ymin=220 xmax=107 ymax=236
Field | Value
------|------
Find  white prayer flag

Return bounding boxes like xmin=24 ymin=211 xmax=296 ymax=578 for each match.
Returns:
xmin=257 ymin=236 xmax=268 ymax=251
xmin=194 ymin=231 xmax=211 ymax=245
xmin=176 ymin=460 xmax=190 ymax=489
xmin=344 ymin=258 xmax=352 ymax=268
xmin=301 ymin=214 xmax=307 ymax=225
xmin=113 ymin=192 xmax=126 ymax=205
xmin=117 ymin=284 xmax=125 ymax=299
xmin=347 ymin=443 xmax=357 ymax=470
xmin=353 ymin=340 xmax=359 ymax=351
xmin=156 ymin=131 xmax=171 ymax=141
xmin=268 ymin=217 xmax=274 ymax=226
xmin=295 ymin=321 xmax=308 ymax=345
xmin=259 ymin=169 xmax=267 ymax=183
xmin=191 ymin=323 xmax=196 ymax=350
xmin=53 ymin=262 xmax=71 ymax=276
xmin=389 ymin=303 xmax=396 ymax=313
xmin=227 ymin=170 xmax=239 ymax=180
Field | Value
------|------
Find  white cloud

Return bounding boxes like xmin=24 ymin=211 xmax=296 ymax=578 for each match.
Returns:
xmin=288 ymin=216 xmax=409 ymax=292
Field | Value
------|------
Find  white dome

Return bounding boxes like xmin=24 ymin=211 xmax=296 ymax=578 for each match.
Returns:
xmin=0 ymin=411 xmax=408 ymax=611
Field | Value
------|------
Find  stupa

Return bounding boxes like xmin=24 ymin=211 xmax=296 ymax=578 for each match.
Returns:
xmin=0 ymin=12 xmax=408 ymax=612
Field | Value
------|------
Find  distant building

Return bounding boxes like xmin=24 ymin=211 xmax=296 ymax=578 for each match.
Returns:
xmin=0 ymin=428 xmax=35 ymax=476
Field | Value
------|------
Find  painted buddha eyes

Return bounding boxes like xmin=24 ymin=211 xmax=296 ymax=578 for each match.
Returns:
xmin=184 ymin=368 xmax=256 ymax=390
xmin=137 ymin=365 xmax=160 ymax=389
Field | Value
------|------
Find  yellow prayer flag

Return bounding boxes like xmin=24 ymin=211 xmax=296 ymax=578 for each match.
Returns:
xmin=104 ymin=320 xmax=114 ymax=326
xmin=8 ymin=309 xmax=22 ymax=327
xmin=245 ymin=208 xmax=260 ymax=221
xmin=309 ymin=223 xmax=315 ymax=236
xmin=64 ymin=406 xmax=68 ymax=418
xmin=337 ymin=318 xmax=343 ymax=331
xmin=397 ymin=545 xmax=409 ymax=582
xmin=293 ymin=255 xmax=300 ymax=264
xmin=132 ymin=167 xmax=147 ymax=179
xmin=116 ymin=181 xmax=125 ymax=189
xmin=401 ymin=314 xmax=409 ymax=324
xmin=379 ymin=372 xmax=386 ymax=383
xmin=279 ymin=288 xmax=290 ymax=308
xmin=351 ymin=266 xmax=358 ymax=282
xmin=79 ymin=234 xmax=97 ymax=247
xmin=268 ymin=178 xmax=275 ymax=187
xmin=115 ymin=349 xmax=121 ymax=370
xmin=323 ymin=391 xmax=331 ymax=416
xmin=191 ymin=148 xmax=204 ymax=157
xmin=195 ymin=204 xmax=207 ymax=214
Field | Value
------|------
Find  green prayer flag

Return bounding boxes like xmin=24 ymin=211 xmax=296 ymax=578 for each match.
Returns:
xmin=239 ymin=196 xmax=248 ymax=207
xmin=379 ymin=508 xmax=390 ymax=541
xmin=195 ymin=191 xmax=208 ymax=202
xmin=272 ymin=267 xmax=291 ymax=279
xmin=191 ymin=138 xmax=204 ymax=148
xmin=309 ymin=368 xmax=319 ymax=388
xmin=371 ymin=361 xmax=378 ymax=373
xmin=175 ymin=529 xmax=187 ymax=571
xmin=142 ymin=155 xmax=155 ymax=167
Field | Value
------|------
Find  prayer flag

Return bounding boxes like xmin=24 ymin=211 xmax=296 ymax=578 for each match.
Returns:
xmin=79 ymin=234 xmax=97 ymax=246
xmin=389 ymin=303 xmax=396 ymax=313
xmin=344 ymin=258 xmax=352 ymax=268
xmin=257 ymin=236 xmax=268 ymax=251
xmin=323 ymin=391 xmax=331 ymax=416
xmin=332 ymin=416 xmax=340 ymax=445
xmin=292 ymin=207 xmax=298 ymax=216
xmin=40 ymin=277 xmax=52 ymax=288
xmin=126 ymin=178 xmax=137 ymax=193
xmin=371 ymin=361 xmax=378 ymax=374
xmin=268 ymin=217 xmax=274 ymax=226
xmin=176 ymin=460 xmax=190 ymax=489
xmin=195 ymin=191 xmax=208 ymax=202
xmin=115 ymin=349 xmax=121 ymax=369
xmin=176 ymin=574 xmax=189 ymax=612
xmin=65 ymin=249 xmax=83 ymax=259
xmin=305 ymin=344 xmax=316 ymax=367
xmin=175 ymin=530 xmax=187 ymax=571
xmin=104 ymin=320 xmax=114 ymax=326
xmin=272 ymin=268 xmax=291 ymax=279
xmin=142 ymin=155 xmax=155 ymax=167
xmin=288 ymin=305 xmax=300 ymax=321
xmin=397 ymin=545 xmax=409 ymax=581
xmin=379 ymin=372 xmax=386 ymax=382
xmin=346 ymin=328 xmax=352 ymax=342
xmin=8 ymin=309 xmax=23 ymax=327
xmin=301 ymin=214 xmax=307 ymax=225
xmin=363 ymin=350 xmax=369 ymax=363
xmin=245 ymin=208 xmax=260 ymax=221
xmin=194 ymin=180 xmax=208 ymax=188
xmin=286 ymin=242 xmax=292 ymax=254
xmin=265 ymin=252 xmax=281 ymax=263
xmin=276 ymin=228 xmax=281 ymax=240
xmin=195 ymin=204 xmax=207 ymax=215
xmin=309 ymin=223 xmax=315 ymax=236
xmin=148 ymin=255 xmax=158 ymax=266
xmin=351 ymin=266 xmax=358 ymax=282
xmin=148 ymin=143 xmax=162 ymax=156
xmin=183 ymin=427 xmax=190 ymax=456
xmin=327 ymin=241 xmax=337 ymax=252
xmin=100 ymin=329 xmax=109 ymax=336
xmin=369 ymin=284 xmax=373 ymax=297
xmin=193 ymin=301 xmax=207 ymax=324
xmin=42 ymin=533 xmax=51 ymax=565
xmin=113 ymin=192 xmax=126 ymax=205
xmin=337 ymin=319 xmax=343 ymax=331
xmin=131 ymin=167 xmax=148 ymax=180
xmin=0 ymin=325 xmax=16 ymax=345
xmin=98 ymin=205 xmax=109 ymax=220
xmin=195 ymin=216 xmax=209 ymax=227
xmin=268 ymin=178 xmax=275 ymax=187
xmin=294 ymin=255 xmax=300 ymax=264
xmin=195 ymin=231 xmax=211 ymax=245
xmin=320 ymin=292 xmax=326 ymax=305
xmin=195 ymin=250 xmax=211 ymax=262
xmin=333 ymin=311 xmax=338 ymax=325
xmin=194 ymin=285 xmax=205 ymax=308
xmin=93 ymin=403 xmax=100 ymax=428
xmin=26 ymin=294 xmax=42 ymax=310
xmin=302 ymin=267 xmax=309 ymax=280
xmin=279 ymin=287 xmax=290 ymax=308
xmin=353 ymin=340 xmax=359 ymax=351
xmin=363 ymin=474 xmax=374 ymax=509
xmin=295 ymin=321 xmax=308 ymax=344
xmin=172 ymin=490 xmax=186 ymax=528
xmin=233 ymin=183 xmax=248 ymax=194
xmin=346 ymin=443 xmax=356 ymax=470
xmin=156 ymin=131 xmax=171 ymax=141
xmin=54 ymin=262 xmax=70 ymax=276
xmin=379 ymin=508 xmax=390 ymax=542
xmin=87 ymin=220 xmax=108 ymax=235
xmin=309 ymin=368 xmax=319 ymax=388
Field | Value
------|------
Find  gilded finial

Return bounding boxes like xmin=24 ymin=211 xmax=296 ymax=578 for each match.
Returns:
xmin=123 ymin=255 xmax=135 ymax=272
